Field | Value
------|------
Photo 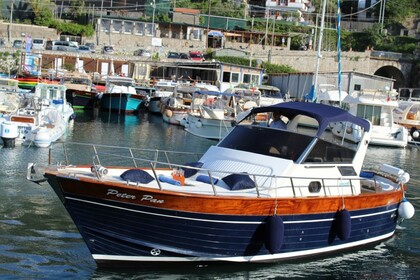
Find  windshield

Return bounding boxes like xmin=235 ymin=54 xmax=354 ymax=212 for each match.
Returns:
xmin=219 ymin=124 xmax=356 ymax=163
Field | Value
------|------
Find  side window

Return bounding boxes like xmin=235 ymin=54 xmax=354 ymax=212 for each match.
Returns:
xmin=222 ymin=72 xmax=230 ymax=83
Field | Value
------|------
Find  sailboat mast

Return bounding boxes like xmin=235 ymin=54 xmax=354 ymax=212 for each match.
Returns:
xmin=337 ymin=0 xmax=342 ymax=106
xmin=312 ymin=0 xmax=328 ymax=101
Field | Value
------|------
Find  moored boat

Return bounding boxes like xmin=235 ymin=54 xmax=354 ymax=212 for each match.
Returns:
xmin=161 ymin=83 xmax=219 ymax=125
xmin=27 ymin=102 xmax=415 ymax=267
xmin=331 ymin=88 xmax=408 ymax=148
xmin=393 ymin=92 xmax=420 ymax=145
xmin=182 ymin=88 xmax=261 ymax=140
xmin=0 ymin=99 xmax=67 ymax=148
xmin=63 ymin=72 xmax=101 ymax=109
xmin=147 ymin=80 xmax=178 ymax=114
xmin=101 ymin=76 xmax=145 ymax=114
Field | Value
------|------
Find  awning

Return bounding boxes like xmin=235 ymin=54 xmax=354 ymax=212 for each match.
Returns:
xmin=208 ymin=30 xmax=224 ymax=37
xmin=224 ymin=32 xmax=242 ymax=37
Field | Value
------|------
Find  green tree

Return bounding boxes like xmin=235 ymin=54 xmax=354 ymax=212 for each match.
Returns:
xmin=69 ymin=0 xmax=85 ymax=17
xmin=29 ymin=0 xmax=55 ymax=26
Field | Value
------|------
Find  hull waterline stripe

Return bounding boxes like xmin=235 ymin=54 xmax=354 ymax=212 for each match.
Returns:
xmin=91 ymin=231 xmax=395 ymax=262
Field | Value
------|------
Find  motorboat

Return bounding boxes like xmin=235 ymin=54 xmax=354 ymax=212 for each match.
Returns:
xmin=101 ymin=76 xmax=145 ymax=114
xmin=161 ymin=83 xmax=219 ymax=125
xmin=393 ymin=94 xmax=420 ymax=145
xmin=330 ymin=89 xmax=408 ymax=148
xmin=147 ymin=80 xmax=178 ymax=114
xmin=0 ymin=98 xmax=67 ymax=148
xmin=317 ymin=84 xmax=348 ymax=106
xmin=0 ymin=78 xmax=21 ymax=115
xmin=33 ymin=83 xmax=76 ymax=123
xmin=63 ymin=72 xmax=101 ymax=109
xmin=27 ymin=102 xmax=415 ymax=267
xmin=233 ymin=83 xmax=285 ymax=106
xmin=182 ymin=89 xmax=261 ymax=140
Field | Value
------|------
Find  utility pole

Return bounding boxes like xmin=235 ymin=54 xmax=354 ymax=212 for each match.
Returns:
xmin=97 ymin=0 xmax=104 ymax=46
xmin=9 ymin=0 xmax=14 ymax=43
xmin=264 ymin=8 xmax=269 ymax=48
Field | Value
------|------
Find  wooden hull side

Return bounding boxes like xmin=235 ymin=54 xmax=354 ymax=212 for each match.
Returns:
xmin=100 ymin=94 xmax=143 ymax=113
xmin=46 ymin=173 xmax=402 ymax=264
xmin=66 ymin=90 xmax=100 ymax=109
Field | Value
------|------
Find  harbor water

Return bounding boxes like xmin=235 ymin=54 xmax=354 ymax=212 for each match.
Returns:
xmin=0 ymin=109 xmax=419 ymax=279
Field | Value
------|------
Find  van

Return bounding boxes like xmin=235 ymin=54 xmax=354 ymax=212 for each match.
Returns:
xmin=32 ymin=39 xmax=45 ymax=50
xmin=51 ymin=41 xmax=78 ymax=52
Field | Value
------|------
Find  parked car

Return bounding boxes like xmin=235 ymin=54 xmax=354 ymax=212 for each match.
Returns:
xmin=102 ymin=45 xmax=114 ymax=54
xmin=32 ymin=39 xmax=45 ymax=50
xmin=52 ymin=41 xmax=78 ymax=52
xmin=78 ymin=45 xmax=91 ymax=54
xmin=189 ymin=51 xmax=204 ymax=61
xmin=133 ymin=49 xmax=151 ymax=57
xmin=167 ymin=51 xmax=180 ymax=59
xmin=86 ymin=42 xmax=96 ymax=53
xmin=12 ymin=40 xmax=23 ymax=49
xmin=167 ymin=52 xmax=189 ymax=59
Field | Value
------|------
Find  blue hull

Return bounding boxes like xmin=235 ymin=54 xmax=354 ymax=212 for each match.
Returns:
xmin=62 ymin=194 xmax=398 ymax=264
xmin=101 ymin=93 xmax=143 ymax=113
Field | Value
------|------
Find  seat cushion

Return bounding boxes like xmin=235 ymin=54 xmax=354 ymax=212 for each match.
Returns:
xmin=181 ymin=161 xmax=203 ymax=178
xmin=120 ymin=169 xmax=155 ymax=184
xmin=222 ymin=173 xmax=255 ymax=191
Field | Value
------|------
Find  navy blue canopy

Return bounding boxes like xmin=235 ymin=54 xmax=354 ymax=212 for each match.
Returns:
xmin=249 ymin=102 xmax=371 ymax=137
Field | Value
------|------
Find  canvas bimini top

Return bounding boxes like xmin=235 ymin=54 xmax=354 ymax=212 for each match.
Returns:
xmin=248 ymin=102 xmax=371 ymax=137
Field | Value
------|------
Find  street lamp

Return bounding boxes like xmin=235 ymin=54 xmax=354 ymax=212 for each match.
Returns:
xmin=151 ymin=0 xmax=156 ymax=37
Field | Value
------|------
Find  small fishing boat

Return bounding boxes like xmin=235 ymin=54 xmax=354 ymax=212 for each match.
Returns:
xmin=331 ymin=88 xmax=408 ymax=148
xmin=27 ymin=102 xmax=415 ymax=267
xmin=63 ymin=72 xmax=101 ymax=109
xmin=101 ymin=76 xmax=145 ymax=114
xmin=182 ymin=89 xmax=261 ymax=140
xmin=161 ymin=83 xmax=219 ymax=125
xmin=147 ymin=79 xmax=178 ymax=114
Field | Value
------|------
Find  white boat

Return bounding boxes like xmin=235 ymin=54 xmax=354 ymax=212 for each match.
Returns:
xmin=33 ymin=83 xmax=75 ymax=122
xmin=0 ymin=78 xmax=21 ymax=115
xmin=393 ymin=97 xmax=420 ymax=144
xmin=161 ymin=83 xmax=219 ymax=125
xmin=182 ymin=89 xmax=261 ymax=140
xmin=0 ymin=83 xmax=75 ymax=148
xmin=318 ymin=84 xmax=348 ymax=106
xmin=148 ymin=80 xmax=178 ymax=114
xmin=0 ymin=99 xmax=67 ymax=148
xmin=27 ymin=102 xmax=415 ymax=267
xmin=331 ymin=89 xmax=408 ymax=148
xmin=233 ymin=83 xmax=285 ymax=106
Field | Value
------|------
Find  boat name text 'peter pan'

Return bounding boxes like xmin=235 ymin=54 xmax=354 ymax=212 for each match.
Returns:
xmin=106 ymin=189 xmax=165 ymax=204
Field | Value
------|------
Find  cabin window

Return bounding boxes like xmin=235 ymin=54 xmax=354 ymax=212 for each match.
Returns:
xmin=223 ymin=72 xmax=240 ymax=83
xmin=308 ymin=181 xmax=321 ymax=193
xmin=223 ymin=72 xmax=231 ymax=82
xmin=356 ymin=104 xmax=381 ymax=126
xmin=231 ymin=73 xmax=239 ymax=83
xmin=304 ymin=138 xmax=355 ymax=163
xmin=243 ymin=74 xmax=260 ymax=85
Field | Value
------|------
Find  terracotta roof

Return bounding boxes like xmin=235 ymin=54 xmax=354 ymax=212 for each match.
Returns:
xmin=174 ymin=8 xmax=200 ymax=14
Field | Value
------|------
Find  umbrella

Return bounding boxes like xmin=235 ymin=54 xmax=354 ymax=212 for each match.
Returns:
xmin=208 ymin=30 xmax=224 ymax=37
